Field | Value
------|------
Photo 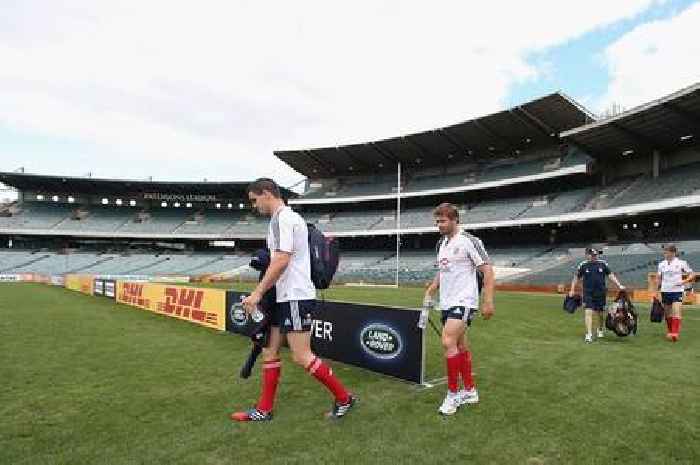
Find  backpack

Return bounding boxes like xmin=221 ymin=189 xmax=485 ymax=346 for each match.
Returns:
xmin=650 ymin=297 xmax=664 ymax=323
xmin=307 ymin=224 xmax=339 ymax=289
xmin=606 ymin=290 xmax=638 ymax=337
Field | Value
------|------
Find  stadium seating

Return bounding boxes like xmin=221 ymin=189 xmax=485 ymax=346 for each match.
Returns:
xmin=3 ymin=240 xmax=698 ymax=288
xmin=0 ymin=250 xmax=253 ymax=276
xmin=54 ymin=206 xmax=134 ymax=232
xmin=508 ymin=241 xmax=700 ymax=287
xmin=608 ymin=162 xmax=700 ymax=207
xmin=0 ymin=203 xmax=72 ymax=229
xmin=518 ymin=188 xmax=596 ymax=219
xmin=300 ymin=149 xmax=592 ymax=199
xmin=1 ymin=159 xmax=698 ymax=238
xmin=464 ymin=197 xmax=534 ymax=223
xmin=118 ymin=210 xmax=187 ymax=234
xmin=174 ymin=210 xmax=242 ymax=234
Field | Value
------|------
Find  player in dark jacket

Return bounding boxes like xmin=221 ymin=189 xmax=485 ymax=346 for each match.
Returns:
xmin=568 ymin=247 xmax=625 ymax=343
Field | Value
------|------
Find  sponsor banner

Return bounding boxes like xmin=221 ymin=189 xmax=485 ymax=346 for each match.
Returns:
xmin=50 ymin=275 xmax=65 ymax=286
xmin=226 ymin=292 xmax=424 ymax=383
xmin=93 ymin=279 xmax=117 ymax=298
xmin=0 ymin=274 xmax=20 ymax=282
xmin=64 ymin=274 xmax=95 ymax=295
xmin=117 ymin=282 xmax=226 ymax=331
xmin=94 ymin=279 xmax=105 ymax=296
xmin=104 ymin=280 xmax=116 ymax=299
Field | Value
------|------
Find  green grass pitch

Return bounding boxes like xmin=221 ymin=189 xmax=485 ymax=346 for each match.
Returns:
xmin=1 ymin=282 xmax=699 ymax=465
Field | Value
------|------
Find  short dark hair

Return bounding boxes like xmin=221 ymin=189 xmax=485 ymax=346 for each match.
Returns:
xmin=433 ymin=202 xmax=459 ymax=222
xmin=664 ymin=244 xmax=678 ymax=254
xmin=247 ymin=178 xmax=281 ymax=198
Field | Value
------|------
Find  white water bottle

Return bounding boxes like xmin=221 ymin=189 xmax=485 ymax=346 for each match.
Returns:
xmin=418 ymin=309 xmax=429 ymax=329
xmin=251 ymin=306 xmax=265 ymax=323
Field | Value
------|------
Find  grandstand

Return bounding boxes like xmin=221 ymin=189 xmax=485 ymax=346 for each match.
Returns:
xmin=1 ymin=83 xmax=700 ymax=289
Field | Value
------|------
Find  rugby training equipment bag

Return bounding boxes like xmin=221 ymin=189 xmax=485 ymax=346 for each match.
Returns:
xmin=307 ymin=224 xmax=339 ymax=289
xmin=239 ymin=249 xmax=274 ymax=379
xmin=650 ymin=297 xmax=664 ymax=323
xmin=606 ymin=290 xmax=638 ymax=337
xmin=563 ymin=294 xmax=582 ymax=314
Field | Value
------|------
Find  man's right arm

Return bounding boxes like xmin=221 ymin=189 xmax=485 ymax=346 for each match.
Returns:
xmin=424 ymin=273 xmax=439 ymax=307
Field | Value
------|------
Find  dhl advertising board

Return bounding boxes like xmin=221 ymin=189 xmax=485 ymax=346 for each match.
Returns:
xmin=64 ymin=274 xmax=95 ymax=295
xmin=116 ymin=282 xmax=226 ymax=331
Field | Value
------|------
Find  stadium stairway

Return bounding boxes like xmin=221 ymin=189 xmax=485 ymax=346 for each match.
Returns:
xmin=124 ymin=257 xmax=173 ymax=274
xmin=180 ymin=255 xmax=229 ymax=274
xmin=69 ymin=256 xmax=117 ymax=273
xmin=583 ymin=176 xmax=643 ymax=210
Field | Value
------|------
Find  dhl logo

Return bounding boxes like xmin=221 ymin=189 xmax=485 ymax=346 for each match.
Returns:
xmin=157 ymin=287 xmax=218 ymax=326
xmin=119 ymin=283 xmax=150 ymax=307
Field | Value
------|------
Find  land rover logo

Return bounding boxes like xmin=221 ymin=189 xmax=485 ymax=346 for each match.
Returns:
xmin=230 ymin=303 xmax=247 ymax=326
xmin=360 ymin=324 xmax=402 ymax=360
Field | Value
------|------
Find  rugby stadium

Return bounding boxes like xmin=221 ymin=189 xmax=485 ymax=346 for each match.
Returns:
xmin=2 ymin=83 xmax=700 ymax=290
xmin=2 ymin=83 xmax=700 ymax=465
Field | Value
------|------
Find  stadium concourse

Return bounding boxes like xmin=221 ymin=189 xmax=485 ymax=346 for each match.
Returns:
xmin=2 ymin=84 xmax=700 ymax=293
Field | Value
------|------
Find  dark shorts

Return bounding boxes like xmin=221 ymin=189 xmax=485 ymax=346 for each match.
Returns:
xmin=661 ymin=292 xmax=684 ymax=305
xmin=583 ymin=293 xmax=607 ymax=311
xmin=441 ymin=306 xmax=477 ymax=327
xmin=270 ymin=300 xmax=316 ymax=333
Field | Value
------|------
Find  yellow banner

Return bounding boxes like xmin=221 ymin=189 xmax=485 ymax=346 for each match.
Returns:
xmin=116 ymin=281 xmax=226 ymax=331
xmin=64 ymin=274 xmax=94 ymax=295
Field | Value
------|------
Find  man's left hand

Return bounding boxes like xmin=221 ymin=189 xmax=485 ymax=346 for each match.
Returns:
xmin=242 ymin=291 xmax=262 ymax=315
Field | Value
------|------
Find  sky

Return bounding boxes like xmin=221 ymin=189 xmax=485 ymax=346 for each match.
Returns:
xmin=1 ymin=0 xmax=699 ymax=197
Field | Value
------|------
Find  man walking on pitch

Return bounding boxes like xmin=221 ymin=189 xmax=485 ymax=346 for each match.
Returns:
xmin=569 ymin=247 xmax=625 ymax=343
xmin=657 ymin=244 xmax=694 ymax=342
xmin=424 ymin=203 xmax=495 ymax=416
xmin=231 ymin=178 xmax=355 ymax=422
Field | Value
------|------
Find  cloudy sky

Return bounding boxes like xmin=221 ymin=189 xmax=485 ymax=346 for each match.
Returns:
xmin=1 ymin=0 xmax=699 ymax=192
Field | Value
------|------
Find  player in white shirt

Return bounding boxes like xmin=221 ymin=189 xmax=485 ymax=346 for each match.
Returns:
xmin=656 ymin=245 xmax=695 ymax=342
xmin=424 ymin=203 xmax=495 ymax=415
xmin=231 ymin=179 xmax=354 ymax=422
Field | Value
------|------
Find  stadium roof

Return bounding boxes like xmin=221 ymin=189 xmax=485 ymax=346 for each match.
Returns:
xmin=275 ymin=92 xmax=595 ymax=178
xmin=0 ymin=172 xmax=296 ymax=198
xmin=561 ymin=82 xmax=700 ymax=159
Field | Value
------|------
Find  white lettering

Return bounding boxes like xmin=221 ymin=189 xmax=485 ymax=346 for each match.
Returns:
xmin=312 ymin=319 xmax=333 ymax=341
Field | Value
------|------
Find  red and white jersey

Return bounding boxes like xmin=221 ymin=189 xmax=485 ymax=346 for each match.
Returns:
xmin=437 ymin=231 xmax=489 ymax=310
xmin=658 ymin=257 xmax=693 ymax=293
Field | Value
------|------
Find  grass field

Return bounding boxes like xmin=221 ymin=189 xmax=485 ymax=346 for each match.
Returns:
xmin=1 ymin=283 xmax=699 ymax=465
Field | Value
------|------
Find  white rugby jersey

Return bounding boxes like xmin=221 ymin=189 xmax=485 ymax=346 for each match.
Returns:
xmin=437 ymin=231 xmax=489 ymax=310
xmin=658 ymin=257 xmax=693 ymax=293
xmin=267 ymin=206 xmax=316 ymax=302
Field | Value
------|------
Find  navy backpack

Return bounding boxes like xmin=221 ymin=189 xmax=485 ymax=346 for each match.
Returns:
xmin=307 ymin=224 xmax=340 ymax=290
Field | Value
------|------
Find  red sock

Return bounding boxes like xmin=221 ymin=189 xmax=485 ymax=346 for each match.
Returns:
xmin=256 ymin=359 xmax=281 ymax=413
xmin=446 ymin=353 xmax=461 ymax=393
xmin=306 ymin=357 xmax=350 ymax=404
xmin=671 ymin=317 xmax=681 ymax=335
xmin=459 ymin=350 xmax=475 ymax=390
xmin=666 ymin=317 xmax=672 ymax=334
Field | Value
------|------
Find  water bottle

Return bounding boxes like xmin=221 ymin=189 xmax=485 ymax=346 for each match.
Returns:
xmin=251 ymin=306 xmax=265 ymax=323
xmin=418 ymin=309 xmax=429 ymax=329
